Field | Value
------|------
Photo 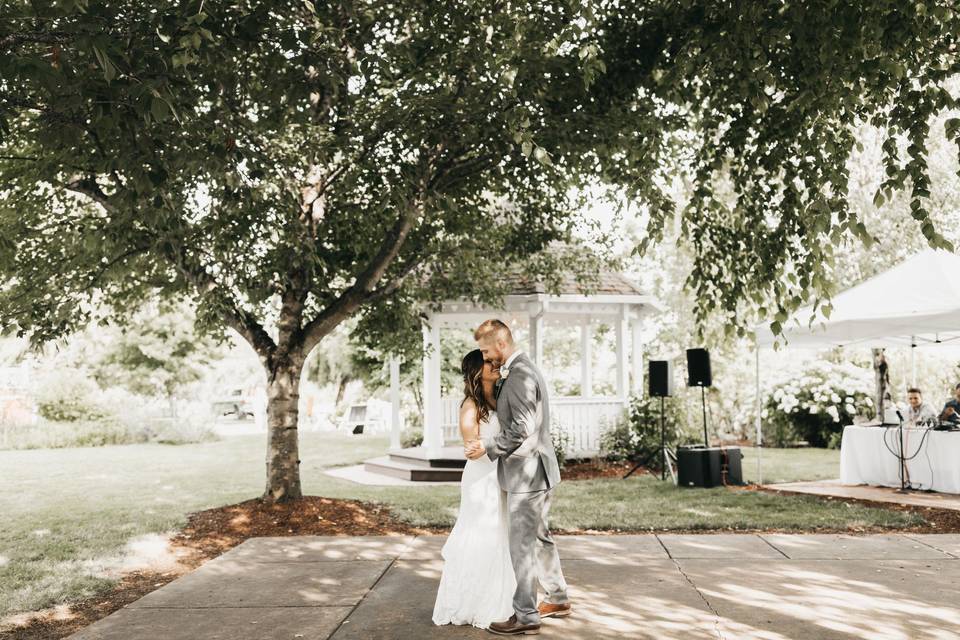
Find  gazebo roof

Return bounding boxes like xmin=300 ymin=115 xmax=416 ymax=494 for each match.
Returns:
xmin=433 ymin=267 xmax=662 ymax=325
xmin=506 ymin=271 xmax=646 ymax=297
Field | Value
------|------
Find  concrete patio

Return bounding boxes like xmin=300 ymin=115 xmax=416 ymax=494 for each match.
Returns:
xmin=70 ymin=533 xmax=960 ymax=639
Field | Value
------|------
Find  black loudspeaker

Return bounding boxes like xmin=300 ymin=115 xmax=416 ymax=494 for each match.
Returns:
xmin=686 ymin=348 xmax=712 ymax=387
xmin=677 ymin=446 xmax=743 ymax=488
xmin=648 ymin=360 xmax=674 ymax=397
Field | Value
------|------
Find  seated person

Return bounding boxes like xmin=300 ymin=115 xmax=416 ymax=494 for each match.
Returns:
xmin=940 ymin=383 xmax=960 ymax=424
xmin=903 ymin=387 xmax=937 ymax=425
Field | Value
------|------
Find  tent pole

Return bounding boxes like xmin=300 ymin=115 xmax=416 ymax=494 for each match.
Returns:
xmin=910 ymin=336 xmax=917 ymax=387
xmin=755 ymin=345 xmax=762 ymax=485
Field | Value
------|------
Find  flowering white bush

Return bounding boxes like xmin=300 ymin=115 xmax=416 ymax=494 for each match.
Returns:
xmin=764 ymin=360 xmax=874 ymax=448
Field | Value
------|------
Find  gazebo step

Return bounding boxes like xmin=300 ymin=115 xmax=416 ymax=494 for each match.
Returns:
xmin=388 ymin=446 xmax=467 ymax=469
xmin=364 ymin=456 xmax=463 ymax=482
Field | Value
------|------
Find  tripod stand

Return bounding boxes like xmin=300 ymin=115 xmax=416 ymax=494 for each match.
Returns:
xmin=623 ymin=396 xmax=673 ymax=481
xmin=894 ymin=412 xmax=908 ymax=493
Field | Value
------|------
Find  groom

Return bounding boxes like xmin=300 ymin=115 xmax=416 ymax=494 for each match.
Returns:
xmin=465 ymin=319 xmax=571 ymax=636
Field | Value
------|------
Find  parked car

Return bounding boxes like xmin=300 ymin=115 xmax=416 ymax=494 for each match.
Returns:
xmin=211 ymin=389 xmax=254 ymax=421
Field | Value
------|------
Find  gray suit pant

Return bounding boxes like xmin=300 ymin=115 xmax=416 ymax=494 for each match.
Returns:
xmin=506 ymin=488 xmax=569 ymax=625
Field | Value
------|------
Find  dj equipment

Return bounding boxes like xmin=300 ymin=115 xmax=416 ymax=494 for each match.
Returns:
xmin=624 ymin=360 xmax=675 ymax=482
xmin=648 ymin=360 xmax=674 ymax=398
xmin=677 ymin=445 xmax=743 ymax=488
xmin=686 ymin=348 xmax=712 ymax=387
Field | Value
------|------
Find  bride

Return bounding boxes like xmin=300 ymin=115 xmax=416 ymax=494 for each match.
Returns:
xmin=432 ymin=349 xmax=516 ymax=629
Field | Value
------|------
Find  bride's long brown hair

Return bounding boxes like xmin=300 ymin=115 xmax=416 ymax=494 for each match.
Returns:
xmin=461 ymin=349 xmax=493 ymax=424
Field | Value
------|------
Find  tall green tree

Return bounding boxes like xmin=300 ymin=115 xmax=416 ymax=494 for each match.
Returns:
xmin=2 ymin=0 xmax=958 ymax=500
xmin=87 ymin=302 xmax=223 ymax=416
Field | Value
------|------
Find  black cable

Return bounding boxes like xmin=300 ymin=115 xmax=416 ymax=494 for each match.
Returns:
xmin=880 ymin=425 xmax=935 ymax=490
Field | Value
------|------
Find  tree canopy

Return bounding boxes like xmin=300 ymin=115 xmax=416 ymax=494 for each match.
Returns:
xmin=2 ymin=0 xmax=959 ymax=498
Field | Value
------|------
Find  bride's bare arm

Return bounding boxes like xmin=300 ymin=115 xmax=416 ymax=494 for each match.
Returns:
xmin=459 ymin=399 xmax=481 ymax=445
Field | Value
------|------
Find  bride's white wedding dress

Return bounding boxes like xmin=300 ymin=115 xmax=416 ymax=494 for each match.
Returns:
xmin=432 ymin=411 xmax=516 ymax=628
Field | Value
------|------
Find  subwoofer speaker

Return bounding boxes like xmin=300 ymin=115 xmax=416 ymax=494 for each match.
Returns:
xmin=648 ymin=360 xmax=673 ymax=398
xmin=686 ymin=348 xmax=712 ymax=387
xmin=677 ymin=446 xmax=743 ymax=488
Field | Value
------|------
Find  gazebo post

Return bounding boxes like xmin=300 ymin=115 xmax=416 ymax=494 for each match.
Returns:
xmin=530 ymin=302 xmax=545 ymax=367
xmin=389 ymin=355 xmax=402 ymax=451
xmin=580 ymin=319 xmax=592 ymax=397
xmin=631 ymin=319 xmax=644 ymax=395
xmin=615 ymin=306 xmax=629 ymax=401
xmin=421 ymin=318 xmax=443 ymax=454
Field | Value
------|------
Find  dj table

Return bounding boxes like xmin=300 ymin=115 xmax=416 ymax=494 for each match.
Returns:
xmin=840 ymin=424 xmax=960 ymax=493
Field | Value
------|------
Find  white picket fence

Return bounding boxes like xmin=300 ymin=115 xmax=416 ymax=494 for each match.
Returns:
xmin=440 ymin=396 xmax=627 ymax=458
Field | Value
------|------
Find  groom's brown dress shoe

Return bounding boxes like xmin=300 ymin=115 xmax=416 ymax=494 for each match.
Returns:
xmin=488 ymin=615 xmax=541 ymax=635
xmin=537 ymin=601 xmax=572 ymax=618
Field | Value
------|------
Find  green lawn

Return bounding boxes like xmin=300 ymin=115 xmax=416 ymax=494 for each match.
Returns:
xmin=741 ymin=445 xmax=840 ymax=484
xmin=0 ymin=434 xmax=915 ymax=620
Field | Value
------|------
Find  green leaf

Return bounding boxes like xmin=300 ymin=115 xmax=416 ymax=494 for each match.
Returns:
xmin=150 ymin=97 xmax=169 ymax=123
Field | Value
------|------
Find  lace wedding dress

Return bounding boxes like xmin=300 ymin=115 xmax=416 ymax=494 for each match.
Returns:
xmin=432 ymin=412 xmax=516 ymax=628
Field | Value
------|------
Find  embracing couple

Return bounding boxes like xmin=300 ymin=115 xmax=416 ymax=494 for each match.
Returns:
xmin=432 ymin=319 xmax=571 ymax=636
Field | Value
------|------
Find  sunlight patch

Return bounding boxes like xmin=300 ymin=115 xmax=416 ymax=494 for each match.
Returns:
xmin=33 ymin=529 xmax=50 ymax=537
xmin=84 ymin=533 xmax=189 ymax=577
xmin=681 ymin=508 xmax=717 ymax=517
xmin=0 ymin=554 xmax=8 ymax=566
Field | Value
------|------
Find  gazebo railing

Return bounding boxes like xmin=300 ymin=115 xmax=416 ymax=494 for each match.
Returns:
xmin=440 ymin=396 xmax=627 ymax=458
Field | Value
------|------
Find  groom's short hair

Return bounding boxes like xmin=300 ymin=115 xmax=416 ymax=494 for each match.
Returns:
xmin=474 ymin=319 xmax=513 ymax=344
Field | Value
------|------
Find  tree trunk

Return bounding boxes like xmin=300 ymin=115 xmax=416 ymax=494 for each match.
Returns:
xmin=264 ymin=357 xmax=304 ymax=502
xmin=335 ymin=374 xmax=349 ymax=410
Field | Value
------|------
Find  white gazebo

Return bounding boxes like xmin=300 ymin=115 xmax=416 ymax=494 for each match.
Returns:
xmin=365 ymin=271 xmax=662 ymax=481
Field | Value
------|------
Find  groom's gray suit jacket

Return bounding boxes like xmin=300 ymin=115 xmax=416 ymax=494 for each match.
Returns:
xmin=483 ymin=353 xmax=562 ymax=493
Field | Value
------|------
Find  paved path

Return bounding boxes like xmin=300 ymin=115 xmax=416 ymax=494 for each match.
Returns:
xmin=70 ymin=533 xmax=960 ymax=640
xmin=767 ymin=478 xmax=960 ymax=511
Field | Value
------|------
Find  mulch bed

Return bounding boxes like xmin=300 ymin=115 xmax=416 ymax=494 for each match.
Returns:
xmin=560 ymin=459 xmax=635 ymax=480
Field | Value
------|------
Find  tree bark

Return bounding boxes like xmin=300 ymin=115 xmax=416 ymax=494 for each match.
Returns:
xmin=264 ymin=356 xmax=305 ymax=502
xmin=335 ymin=374 xmax=349 ymax=410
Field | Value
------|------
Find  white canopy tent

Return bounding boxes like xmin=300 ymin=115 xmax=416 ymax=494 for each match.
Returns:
xmin=751 ymin=249 xmax=960 ymax=483
xmin=756 ymin=249 xmax=960 ymax=349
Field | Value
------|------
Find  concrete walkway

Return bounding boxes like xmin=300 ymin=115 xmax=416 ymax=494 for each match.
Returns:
xmin=767 ymin=478 xmax=960 ymax=511
xmin=70 ymin=533 xmax=960 ymax=640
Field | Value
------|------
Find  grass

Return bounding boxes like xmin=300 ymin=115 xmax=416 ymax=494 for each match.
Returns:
xmin=0 ymin=433 xmax=917 ymax=620
xmin=740 ymin=445 xmax=840 ymax=484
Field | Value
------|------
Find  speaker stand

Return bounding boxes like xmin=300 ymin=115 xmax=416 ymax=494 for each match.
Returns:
xmin=700 ymin=385 xmax=709 ymax=447
xmin=623 ymin=396 xmax=670 ymax=481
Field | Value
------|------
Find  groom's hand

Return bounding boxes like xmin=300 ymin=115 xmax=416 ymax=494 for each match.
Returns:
xmin=464 ymin=441 xmax=486 ymax=460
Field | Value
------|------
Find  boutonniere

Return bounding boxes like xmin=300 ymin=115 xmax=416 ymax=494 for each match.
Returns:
xmin=500 ymin=366 xmax=510 ymax=380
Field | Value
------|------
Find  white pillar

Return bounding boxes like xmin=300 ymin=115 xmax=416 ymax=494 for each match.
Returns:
xmin=615 ymin=307 xmax=629 ymax=400
xmin=389 ymin=355 xmax=402 ymax=451
xmin=580 ymin=319 xmax=592 ymax=398
xmin=631 ymin=320 xmax=644 ymax=396
xmin=530 ymin=307 xmax=545 ymax=368
xmin=422 ymin=320 xmax=443 ymax=454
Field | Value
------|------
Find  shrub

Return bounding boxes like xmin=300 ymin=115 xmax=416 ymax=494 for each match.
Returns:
xmin=34 ymin=369 xmax=111 ymax=422
xmin=599 ymin=395 xmax=688 ymax=471
xmin=0 ymin=418 xmax=141 ymax=449
xmin=550 ymin=420 xmax=572 ymax=469
xmin=400 ymin=425 xmax=424 ymax=448
xmin=764 ymin=361 xmax=874 ymax=448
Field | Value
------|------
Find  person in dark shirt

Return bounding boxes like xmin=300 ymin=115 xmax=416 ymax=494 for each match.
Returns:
xmin=940 ymin=383 xmax=960 ymax=423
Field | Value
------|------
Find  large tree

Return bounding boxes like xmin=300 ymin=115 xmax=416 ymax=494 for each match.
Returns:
xmin=2 ymin=0 xmax=958 ymax=500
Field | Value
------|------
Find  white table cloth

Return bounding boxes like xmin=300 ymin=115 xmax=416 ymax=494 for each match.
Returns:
xmin=840 ymin=424 xmax=960 ymax=493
